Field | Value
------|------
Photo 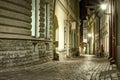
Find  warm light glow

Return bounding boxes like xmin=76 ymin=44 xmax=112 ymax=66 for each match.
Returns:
xmin=83 ymin=39 xmax=87 ymax=43
xmin=55 ymin=4 xmax=65 ymax=51
xmin=84 ymin=47 xmax=86 ymax=51
xmin=88 ymin=33 xmax=92 ymax=37
xmin=101 ymin=3 xmax=107 ymax=10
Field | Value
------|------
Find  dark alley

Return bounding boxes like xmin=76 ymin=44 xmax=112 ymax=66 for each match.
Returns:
xmin=0 ymin=0 xmax=120 ymax=80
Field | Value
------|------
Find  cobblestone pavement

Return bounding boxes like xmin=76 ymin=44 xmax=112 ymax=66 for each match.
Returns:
xmin=0 ymin=55 xmax=120 ymax=80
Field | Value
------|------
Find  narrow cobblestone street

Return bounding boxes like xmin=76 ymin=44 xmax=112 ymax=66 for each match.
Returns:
xmin=0 ymin=55 xmax=120 ymax=80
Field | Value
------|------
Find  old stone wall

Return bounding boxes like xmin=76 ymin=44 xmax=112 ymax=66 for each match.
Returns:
xmin=0 ymin=39 xmax=33 ymax=67
xmin=0 ymin=0 xmax=54 ymax=70
xmin=0 ymin=0 xmax=32 ymax=39
xmin=0 ymin=39 xmax=52 ymax=68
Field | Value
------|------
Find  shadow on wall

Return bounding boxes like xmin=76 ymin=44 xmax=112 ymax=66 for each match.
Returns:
xmin=53 ymin=15 xmax=59 ymax=60
xmin=53 ymin=15 xmax=59 ymax=41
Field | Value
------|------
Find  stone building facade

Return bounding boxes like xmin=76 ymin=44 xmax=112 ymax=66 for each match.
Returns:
xmin=86 ymin=10 xmax=96 ymax=55
xmin=54 ymin=0 xmax=80 ymax=60
xmin=0 ymin=0 xmax=54 ymax=69
xmin=0 ymin=0 xmax=80 ymax=70
xmin=94 ymin=0 xmax=110 ymax=57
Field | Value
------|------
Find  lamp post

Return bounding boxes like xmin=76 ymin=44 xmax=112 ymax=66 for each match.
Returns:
xmin=88 ymin=33 xmax=92 ymax=37
xmin=101 ymin=3 xmax=107 ymax=10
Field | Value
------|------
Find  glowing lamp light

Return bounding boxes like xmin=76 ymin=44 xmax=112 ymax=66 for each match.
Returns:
xmin=83 ymin=39 xmax=87 ymax=43
xmin=88 ymin=33 xmax=92 ymax=37
xmin=101 ymin=3 xmax=107 ymax=10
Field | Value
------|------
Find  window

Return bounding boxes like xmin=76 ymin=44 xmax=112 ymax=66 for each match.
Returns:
xmin=31 ymin=0 xmax=40 ymax=38
xmin=44 ymin=3 xmax=50 ymax=39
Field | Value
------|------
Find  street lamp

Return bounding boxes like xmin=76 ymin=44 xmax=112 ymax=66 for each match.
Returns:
xmin=87 ymin=33 xmax=92 ymax=55
xmin=88 ymin=33 xmax=92 ymax=37
xmin=100 ymin=3 xmax=107 ymax=10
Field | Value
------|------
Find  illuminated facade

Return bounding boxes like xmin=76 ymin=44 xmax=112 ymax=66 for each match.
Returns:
xmin=82 ymin=20 xmax=87 ymax=55
xmin=86 ymin=10 xmax=95 ymax=55
xmin=98 ymin=1 xmax=110 ymax=57
xmin=0 ymin=0 xmax=80 ymax=69
xmin=54 ymin=0 xmax=80 ymax=60
xmin=86 ymin=0 xmax=110 ymax=56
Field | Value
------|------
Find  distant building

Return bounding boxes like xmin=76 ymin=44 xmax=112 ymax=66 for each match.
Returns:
xmin=86 ymin=9 xmax=96 ymax=55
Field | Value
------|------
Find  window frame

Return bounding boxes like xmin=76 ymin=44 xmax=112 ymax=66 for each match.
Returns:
xmin=31 ymin=0 xmax=40 ymax=38
xmin=44 ymin=2 xmax=50 ymax=39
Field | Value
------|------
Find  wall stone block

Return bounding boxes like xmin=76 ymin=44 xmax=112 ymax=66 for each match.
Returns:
xmin=0 ymin=39 xmax=52 ymax=69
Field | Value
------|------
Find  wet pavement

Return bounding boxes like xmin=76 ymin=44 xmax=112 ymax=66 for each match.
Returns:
xmin=0 ymin=55 xmax=120 ymax=80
